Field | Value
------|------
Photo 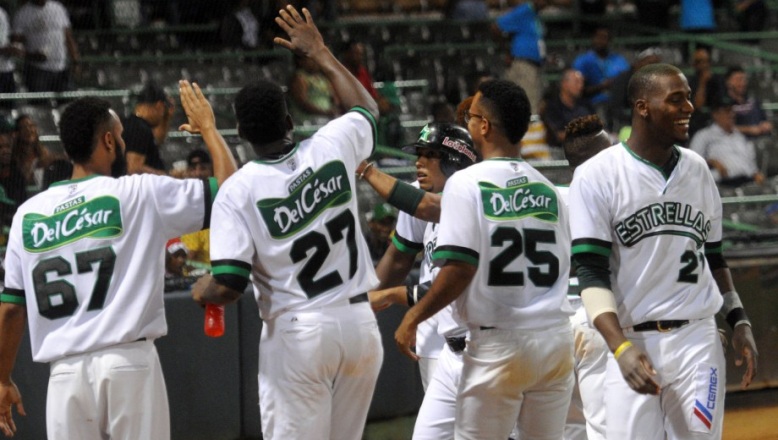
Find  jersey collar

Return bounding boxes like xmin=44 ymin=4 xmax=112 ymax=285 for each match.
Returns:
xmin=621 ymin=142 xmax=682 ymax=180
xmin=49 ymin=174 xmax=102 ymax=187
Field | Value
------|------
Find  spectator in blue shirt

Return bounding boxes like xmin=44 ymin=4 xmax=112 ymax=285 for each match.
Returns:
xmin=725 ymin=65 xmax=773 ymax=139
xmin=572 ymin=26 xmax=629 ymax=109
xmin=493 ymin=0 xmax=549 ymax=114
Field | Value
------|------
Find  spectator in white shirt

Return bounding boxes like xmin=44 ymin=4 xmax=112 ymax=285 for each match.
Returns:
xmin=12 ymin=0 xmax=80 ymax=95
xmin=689 ymin=98 xmax=764 ymax=187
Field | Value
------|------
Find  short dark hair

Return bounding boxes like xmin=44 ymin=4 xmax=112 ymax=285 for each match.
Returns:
xmin=59 ymin=98 xmax=114 ymax=164
xmin=234 ymin=80 xmax=288 ymax=147
xmin=136 ymin=82 xmax=169 ymax=105
xmin=725 ymin=65 xmax=745 ymax=81
xmin=187 ymin=148 xmax=211 ymax=166
xmin=627 ymin=63 xmax=684 ymax=107
xmin=477 ymin=79 xmax=531 ymax=144
xmin=563 ymin=115 xmax=609 ymax=169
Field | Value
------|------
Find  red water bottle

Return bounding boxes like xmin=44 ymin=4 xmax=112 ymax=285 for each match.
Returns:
xmin=204 ymin=304 xmax=225 ymax=337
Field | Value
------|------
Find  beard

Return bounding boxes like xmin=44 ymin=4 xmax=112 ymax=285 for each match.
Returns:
xmin=110 ymin=150 xmax=127 ymax=177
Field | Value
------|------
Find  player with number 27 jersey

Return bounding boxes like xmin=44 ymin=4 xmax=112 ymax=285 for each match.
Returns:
xmin=3 ymin=174 xmax=216 ymax=363
xmin=209 ymin=110 xmax=379 ymax=320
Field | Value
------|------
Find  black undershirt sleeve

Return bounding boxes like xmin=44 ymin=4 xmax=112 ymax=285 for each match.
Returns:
xmin=572 ymin=253 xmax=612 ymax=291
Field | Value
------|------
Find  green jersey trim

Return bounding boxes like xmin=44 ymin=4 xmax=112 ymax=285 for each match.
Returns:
xmin=432 ymin=245 xmax=479 ymax=266
xmin=621 ymin=142 xmax=682 ymax=180
xmin=704 ymin=241 xmax=723 ymax=254
xmin=350 ymin=106 xmax=377 ymax=156
xmin=571 ymin=238 xmax=612 ymax=257
xmin=211 ymin=260 xmax=251 ymax=279
xmin=392 ymin=234 xmax=423 ymax=254
xmin=0 ymin=289 xmax=25 ymax=305
xmin=49 ymin=174 xmax=100 ymax=187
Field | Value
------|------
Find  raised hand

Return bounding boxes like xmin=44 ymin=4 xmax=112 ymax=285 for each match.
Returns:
xmin=273 ymin=6 xmax=326 ymax=59
xmin=178 ymin=80 xmax=215 ymax=134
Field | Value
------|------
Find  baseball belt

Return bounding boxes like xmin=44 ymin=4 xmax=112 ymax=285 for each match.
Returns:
xmin=445 ymin=336 xmax=466 ymax=353
xmin=348 ymin=293 xmax=368 ymax=304
xmin=632 ymin=320 xmax=690 ymax=332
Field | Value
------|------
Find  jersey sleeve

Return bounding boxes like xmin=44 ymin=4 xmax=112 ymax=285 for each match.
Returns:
xmin=432 ymin=173 xmax=479 ymax=267
xmin=313 ymin=107 xmax=377 ymax=165
xmin=209 ymin=179 xmax=254 ymax=285
xmin=393 ymin=210 xmax=425 ymax=255
xmin=569 ymin=162 xmax=613 ymax=259
xmin=147 ymin=175 xmax=217 ymax=239
xmin=1 ymin=212 xmax=25 ymax=304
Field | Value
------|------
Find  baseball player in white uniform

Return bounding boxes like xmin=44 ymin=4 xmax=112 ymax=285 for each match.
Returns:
xmin=569 ymin=63 xmax=758 ymax=440
xmin=0 ymin=82 xmax=237 ymax=439
xmin=395 ymin=79 xmax=574 ymax=440
xmin=190 ymin=7 xmax=383 ymax=440
xmin=364 ymin=122 xmax=479 ymax=439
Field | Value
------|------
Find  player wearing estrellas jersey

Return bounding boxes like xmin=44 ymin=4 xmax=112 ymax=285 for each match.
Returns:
xmin=569 ymin=63 xmax=757 ymax=439
xmin=190 ymin=6 xmax=382 ymax=440
xmin=395 ymin=79 xmax=575 ymax=440
xmin=0 ymin=82 xmax=237 ymax=439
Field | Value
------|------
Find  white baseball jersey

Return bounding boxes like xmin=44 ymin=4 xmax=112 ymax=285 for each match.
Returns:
xmin=13 ymin=0 xmax=71 ymax=72
xmin=569 ymin=143 xmax=724 ymax=326
xmin=2 ymin=174 xmax=216 ymax=363
xmin=393 ymin=206 xmax=443 ymax=360
xmin=209 ymin=109 xmax=379 ymax=319
xmin=433 ymin=158 xmax=573 ymax=330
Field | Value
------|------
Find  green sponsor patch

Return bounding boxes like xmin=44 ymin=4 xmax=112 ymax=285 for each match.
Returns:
xmin=23 ymin=196 xmax=123 ymax=252
xmin=257 ymin=161 xmax=352 ymax=238
xmin=480 ymin=181 xmax=558 ymax=222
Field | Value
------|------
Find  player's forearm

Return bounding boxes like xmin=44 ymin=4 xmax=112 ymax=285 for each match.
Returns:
xmin=711 ymin=267 xmax=736 ymax=296
xmin=374 ymin=244 xmax=416 ymax=289
xmin=200 ymin=127 xmax=238 ymax=187
xmin=404 ymin=261 xmax=475 ymax=327
xmin=311 ymin=47 xmax=378 ymax=118
xmin=592 ymin=312 xmax=629 ymax=354
xmin=0 ymin=304 xmax=26 ymax=382
xmin=361 ymin=164 xmax=441 ymax=222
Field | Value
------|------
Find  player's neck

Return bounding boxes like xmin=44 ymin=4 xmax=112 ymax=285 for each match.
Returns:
xmin=71 ymin=163 xmax=108 ymax=180
xmin=625 ymin=137 xmax=675 ymax=167
xmin=481 ymin=142 xmax=520 ymax=160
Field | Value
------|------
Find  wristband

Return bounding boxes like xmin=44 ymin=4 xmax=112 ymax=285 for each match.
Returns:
xmin=358 ymin=161 xmax=375 ymax=180
xmin=406 ymin=284 xmax=418 ymax=306
xmin=387 ymin=180 xmax=424 ymax=215
xmin=614 ymin=340 xmax=633 ymax=360
xmin=719 ymin=291 xmax=751 ymax=329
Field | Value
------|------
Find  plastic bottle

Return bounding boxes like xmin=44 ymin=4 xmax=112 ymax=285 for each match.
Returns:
xmin=204 ymin=304 xmax=225 ymax=337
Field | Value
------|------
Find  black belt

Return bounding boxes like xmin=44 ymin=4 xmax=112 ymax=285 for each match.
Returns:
xmin=632 ymin=320 xmax=690 ymax=332
xmin=349 ymin=293 xmax=368 ymax=304
xmin=479 ymin=326 xmax=496 ymax=330
xmin=446 ymin=337 xmax=466 ymax=353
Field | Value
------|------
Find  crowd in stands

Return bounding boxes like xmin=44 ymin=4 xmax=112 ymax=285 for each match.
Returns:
xmin=0 ymin=0 xmax=775 ymax=285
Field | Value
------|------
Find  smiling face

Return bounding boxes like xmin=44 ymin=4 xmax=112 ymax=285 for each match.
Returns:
xmin=415 ymin=147 xmax=448 ymax=193
xmin=640 ymin=72 xmax=694 ymax=145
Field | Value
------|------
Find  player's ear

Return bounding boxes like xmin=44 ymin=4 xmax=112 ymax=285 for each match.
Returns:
xmin=102 ymin=130 xmax=114 ymax=153
xmin=635 ymin=98 xmax=649 ymax=119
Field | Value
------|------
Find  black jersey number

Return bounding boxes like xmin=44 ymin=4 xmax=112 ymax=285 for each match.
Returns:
xmin=32 ymin=247 xmax=116 ymax=320
xmin=678 ymin=250 xmax=705 ymax=283
xmin=488 ymin=227 xmax=559 ymax=287
xmin=290 ymin=210 xmax=358 ymax=298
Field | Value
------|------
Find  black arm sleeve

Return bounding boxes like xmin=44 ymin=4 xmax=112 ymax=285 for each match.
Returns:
xmin=572 ymin=253 xmax=611 ymax=291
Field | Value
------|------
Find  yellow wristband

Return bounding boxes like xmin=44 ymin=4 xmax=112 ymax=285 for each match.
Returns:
xmin=613 ymin=340 xmax=633 ymax=360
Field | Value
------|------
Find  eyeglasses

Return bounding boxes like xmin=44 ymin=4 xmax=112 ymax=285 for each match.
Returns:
xmin=464 ymin=110 xmax=485 ymax=124
xmin=464 ymin=110 xmax=496 ymax=126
